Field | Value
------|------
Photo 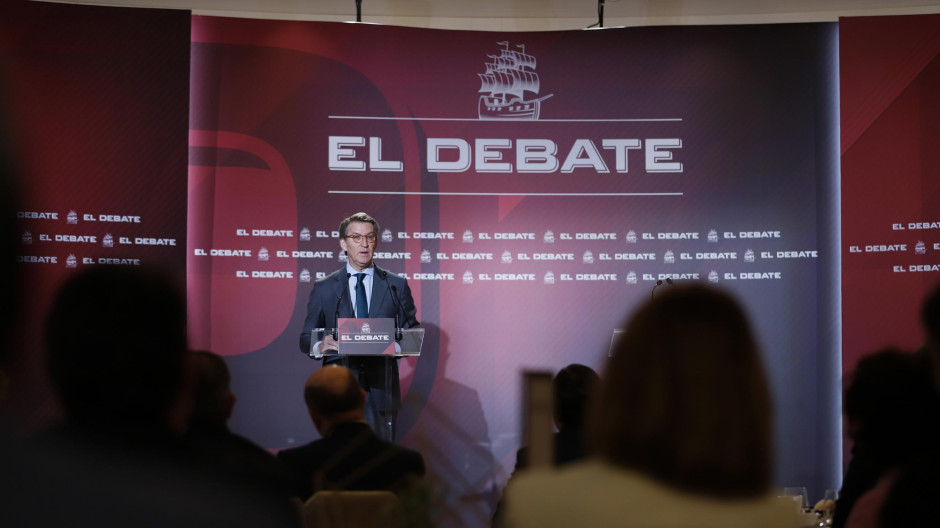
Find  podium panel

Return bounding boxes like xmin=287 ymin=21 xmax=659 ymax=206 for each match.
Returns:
xmin=307 ymin=321 xmax=424 ymax=442
xmin=309 ymin=323 xmax=424 ymax=359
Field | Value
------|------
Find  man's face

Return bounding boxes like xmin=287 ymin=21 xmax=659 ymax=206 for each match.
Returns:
xmin=340 ymin=221 xmax=377 ymax=271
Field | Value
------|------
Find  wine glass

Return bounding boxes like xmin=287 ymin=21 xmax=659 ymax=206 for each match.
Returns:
xmin=818 ymin=490 xmax=838 ymax=526
xmin=783 ymin=486 xmax=809 ymax=512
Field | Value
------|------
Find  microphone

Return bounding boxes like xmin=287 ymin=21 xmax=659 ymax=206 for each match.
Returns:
xmin=380 ymin=270 xmax=404 ymax=342
xmin=665 ymin=278 xmax=676 ymax=287
xmin=651 ymin=279 xmax=663 ymax=300
xmin=332 ymin=273 xmax=351 ymax=341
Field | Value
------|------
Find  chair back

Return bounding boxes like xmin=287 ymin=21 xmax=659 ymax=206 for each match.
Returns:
xmin=302 ymin=490 xmax=403 ymax=528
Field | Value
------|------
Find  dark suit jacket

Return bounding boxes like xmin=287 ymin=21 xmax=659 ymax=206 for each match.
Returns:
xmin=183 ymin=424 xmax=292 ymax=498
xmin=0 ymin=425 xmax=300 ymax=528
xmin=276 ymin=422 xmax=426 ymax=501
xmin=299 ymin=264 xmax=419 ymax=410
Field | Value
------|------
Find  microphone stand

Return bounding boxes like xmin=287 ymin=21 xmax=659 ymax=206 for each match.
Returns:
xmin=651 ymin=279 xmax=663 ymax=300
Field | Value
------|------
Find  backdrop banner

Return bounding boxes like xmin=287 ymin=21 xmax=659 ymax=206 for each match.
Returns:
xmin=189 ymin=17 xmax=840 ymax=523
xmin=840 ymin=14 xmax=940 ymax=376
xmin=4 ymin=2 xmax=190 ymax=428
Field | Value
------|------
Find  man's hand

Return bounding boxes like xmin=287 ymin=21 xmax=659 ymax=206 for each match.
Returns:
xmin=318 ymin=334 xmax=339 ymax=353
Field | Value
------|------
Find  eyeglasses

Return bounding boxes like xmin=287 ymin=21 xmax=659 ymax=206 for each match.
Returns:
xmin=345 ymin=233 xmax=377 ymax=244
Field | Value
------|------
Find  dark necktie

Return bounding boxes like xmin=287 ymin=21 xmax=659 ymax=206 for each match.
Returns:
xmin=355 ymin=273 xmax=368 ymax=318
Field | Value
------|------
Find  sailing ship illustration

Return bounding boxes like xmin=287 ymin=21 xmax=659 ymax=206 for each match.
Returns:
xmin=478 ymin=42 xmax=552 ymax=120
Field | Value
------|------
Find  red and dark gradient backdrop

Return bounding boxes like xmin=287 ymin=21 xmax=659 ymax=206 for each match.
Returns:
xmin=1 ymin=2 xmax=190 ymax=427
xmin=840 ymin=14 xmax=940 ymax=371
xmin=188 ymin=19 xmax=840 ymax=518
xmin=5 ymin=2 xmax=940 ymax=525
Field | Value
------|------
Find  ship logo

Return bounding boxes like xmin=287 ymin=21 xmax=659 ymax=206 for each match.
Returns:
xmin=707 ymin=230 xmax=718 ymax=243
xmin=626 ymin=230 xmax=637 ymax=244
xmin=744 ymin=249 xmax=755 ymax=263
xmin=544 ymin=230 xmax=554 ymax=244
xmin=22 ymin=231 xmax=32 ymax=245
xmin=544 ymin=271 xmax=555 ymax=284
xmin=462 ymin=230 xmax=474 ymax=243
xmin=462 ymin=271 xmax=474 ymax=284
xmin=300 ymin=228 xmax=311 ymax=241
xmin=299 ymin=269 xmax=311 ymax=283
xmin=501 ymin=250 xmax=513 ymax=264
xmin=478 ymin=42 xmax=552 ymax=120
xmin=583 ymin=250 xmax=594 ymax=264
xmin=382 ymin=229 xmax=393 ymax=243
xmin=708 ymin=270 xmax=719 ymax=283
xmin=103 ymin=233 xmax=113 ymax=248
xmin=664 ymin=250 xmax=675 ymax=264
xmin=66 ymin=254 xmax=77 ymax=268
xmin=67 ymin=210 xmax=78 ymax=224
xmin=626 ymin=271 xmax=637 ymax=284
xmin=258 ymin=247 xmax=269 ymax=262
xmin=420 ymin=250 xmax=432 ymax=263
xmin=916 ymin=241 xmax=926 ymax=255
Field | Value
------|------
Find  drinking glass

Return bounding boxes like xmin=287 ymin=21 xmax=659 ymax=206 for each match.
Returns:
xmin=817 ymin=489 xmax=838 ymax=526
xmin=783 ymin=487 xmax=809 ymax=512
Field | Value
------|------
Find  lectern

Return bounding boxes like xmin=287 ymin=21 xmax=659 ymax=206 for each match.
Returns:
xmin=310 ymin=319 xmax=424 ymax=441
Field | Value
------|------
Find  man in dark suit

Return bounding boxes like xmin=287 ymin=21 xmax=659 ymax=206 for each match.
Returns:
xmin=299 ymin=212 xmax=419 ymax=441
xmin=277 ymin=365 xmax=426 ymax=501
xmin=184 ymin=350 xmax=292 ymax=497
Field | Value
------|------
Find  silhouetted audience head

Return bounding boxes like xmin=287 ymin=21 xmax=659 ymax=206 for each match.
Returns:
xmin=591 ymin=284 xmax=771 ymax=498
xmin=922 ymin=282 xmax=940 ymax=354
xmin=510 ymin=363 xmax=600 ymax=475
xmin=553 ymin=363 xmax=598 ymax=430
xmin=44 ymin=266 xmax=189 ymax=431
xmin=844 ymin=348 xmax=940 ymax=467
xmin=189 ymin=350 xmax=235 ymax=429
xmin=303 ymin=365 xmax=366 ymax=435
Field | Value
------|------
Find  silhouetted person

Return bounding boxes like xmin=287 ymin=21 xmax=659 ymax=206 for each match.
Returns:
xmin=46 ymin=267 xmax=190 ymax=436
xmin=514 ymin=363 xmax=599 ymax=470
xmin=919 ymin=281 xmax=940 ymax=385
xmin=833 ymin=286 xmax=940 ymax=528
xmin=834 ymin=349 xmax=940 ymax=528
xmin=184 ymin=350 xmax=292 ymax=496
xmin=277 ymin=365 xmax=425 ymax=501
xmin=0 ymin=266 xmax=298 ymax=527
xmin=875 ymin=284 xmax=940 ymax=527
xmin=504 ymin=285 xmax=797 ymax=528
xmin=494 ymin=364 xmax=599 ymax=527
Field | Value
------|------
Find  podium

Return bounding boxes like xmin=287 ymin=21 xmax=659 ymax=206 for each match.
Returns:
xmin=310 ymin=319 xmax=424 ymax=441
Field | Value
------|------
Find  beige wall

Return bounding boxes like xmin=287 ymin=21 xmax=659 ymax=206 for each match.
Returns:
xmin=34 ymin=0 xmax=940 ymax=30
